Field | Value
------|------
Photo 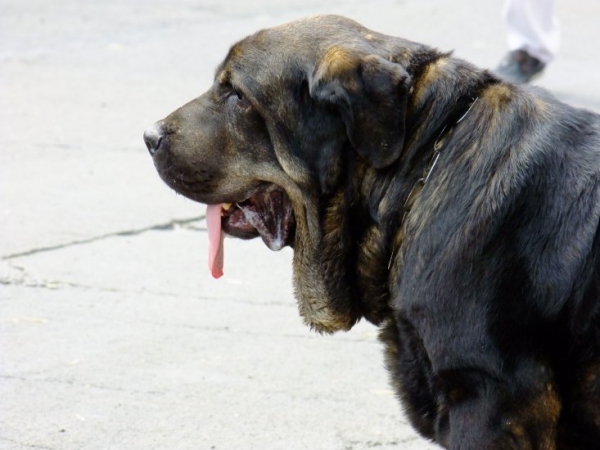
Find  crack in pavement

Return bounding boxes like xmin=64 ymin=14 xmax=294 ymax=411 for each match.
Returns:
xmin=0 ymin=374 xmax=166 ymax=396
xmin=2 ymin=216 xmax=205 ymax=261
xmin=0 ymin=263 xmax=299 ymax=313
xmin=0 ymin=437 xmax=56 ymax=450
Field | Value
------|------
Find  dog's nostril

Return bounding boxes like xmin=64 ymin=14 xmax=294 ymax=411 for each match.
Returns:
xmin=143 ymin=125 xmax=165 ymax=156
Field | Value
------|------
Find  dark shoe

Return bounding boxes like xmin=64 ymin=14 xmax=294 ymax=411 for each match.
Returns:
xmin=495 ymin=50 xmax=545 ymax=83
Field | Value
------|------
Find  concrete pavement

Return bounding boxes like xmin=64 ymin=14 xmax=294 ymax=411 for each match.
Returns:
xmin=2 ymin=0 xmax=599 ymax=449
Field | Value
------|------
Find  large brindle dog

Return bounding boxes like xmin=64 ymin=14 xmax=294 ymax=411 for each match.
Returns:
xmin=144 ymin=15 xmax=600 ymax=449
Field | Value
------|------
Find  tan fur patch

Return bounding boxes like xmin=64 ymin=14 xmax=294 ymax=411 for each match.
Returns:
xmin=317 ymin=46 xmax=360 ymax=86
xmin=216 ymin=70 xmax=230 ymax=85
xmin=508 ymin=380 xmax=561 ymax=449
xmin=411 ymin=56 xmax=450 ymax=105
xmin=482 ymin=83 xmax=513 ymax=105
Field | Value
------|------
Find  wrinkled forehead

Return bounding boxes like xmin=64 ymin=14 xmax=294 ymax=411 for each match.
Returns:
xmin=214 ymin=29 xmax=311 ymax=85
xmin=213 ymin=15 xmax=377 ymax=84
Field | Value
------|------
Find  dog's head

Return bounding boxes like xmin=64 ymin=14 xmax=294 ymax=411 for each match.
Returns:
xmin=144 ymin=15 xmax=424 ymax=332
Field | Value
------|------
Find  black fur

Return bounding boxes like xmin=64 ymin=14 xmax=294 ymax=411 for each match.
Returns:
xmin=146 ymin=15 xmax=600 ymax=449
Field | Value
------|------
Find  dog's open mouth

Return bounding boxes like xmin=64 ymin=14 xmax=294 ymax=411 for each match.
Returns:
xmin=206 ymin=184 xmax=295 ymax=278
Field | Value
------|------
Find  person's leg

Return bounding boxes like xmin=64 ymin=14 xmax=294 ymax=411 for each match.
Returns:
xmin=503 ymin=0 xmax=560 ymax=64
xmin=497 ymin=0 xmax=560 ymax=83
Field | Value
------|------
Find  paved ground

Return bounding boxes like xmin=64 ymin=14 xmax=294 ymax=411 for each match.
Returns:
xmin=2 ymin=0 xmax=599 ymax=449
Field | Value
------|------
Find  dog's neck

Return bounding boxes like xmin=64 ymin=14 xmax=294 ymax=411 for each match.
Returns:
xmin=296 ymin=55 xmax=498 ymax=332
xmin=402 ymin=54 xmax=495 ymax=172
xmin=344 ymin=57 xmax=496 ymax=326
xmin=363 ymin=58 xmax=493 ymax=219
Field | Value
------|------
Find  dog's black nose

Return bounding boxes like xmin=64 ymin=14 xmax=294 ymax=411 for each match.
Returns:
xmin=143 ymin=125 xmax=164 ymax=156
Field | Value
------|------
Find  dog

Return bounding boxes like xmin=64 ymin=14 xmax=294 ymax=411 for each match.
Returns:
xmin=144 ymin=15 xmax=600 ymax=449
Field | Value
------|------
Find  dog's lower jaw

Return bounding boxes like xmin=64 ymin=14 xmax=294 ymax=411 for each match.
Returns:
xmin=290 ymin=197 xmax=360 ymax=334
xmin=295 ymin=294 xmax=355 ymax=333
xmin=292 ymin=257 xmax=357 ymax=333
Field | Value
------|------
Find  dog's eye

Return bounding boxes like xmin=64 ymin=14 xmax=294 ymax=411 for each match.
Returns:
xmin=227 ymin=89 xmax=243 ymax=104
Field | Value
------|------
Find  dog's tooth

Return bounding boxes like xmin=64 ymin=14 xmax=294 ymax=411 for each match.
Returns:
xmin=221 ymin=203 xmax=232 ymax=213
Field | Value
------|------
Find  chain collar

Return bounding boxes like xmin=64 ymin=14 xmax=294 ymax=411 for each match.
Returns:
xmin=387 ymin=97 xmax=479 ymax=270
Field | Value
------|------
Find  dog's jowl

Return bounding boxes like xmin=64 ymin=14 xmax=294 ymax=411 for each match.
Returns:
xmin=144 ymin=15 xmax=600 ymax=449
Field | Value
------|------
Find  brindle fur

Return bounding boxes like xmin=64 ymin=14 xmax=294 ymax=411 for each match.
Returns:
xmin=147 ymin=15 xmax=600 ymax=449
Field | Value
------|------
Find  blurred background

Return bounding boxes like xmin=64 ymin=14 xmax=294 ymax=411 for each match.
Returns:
xmin=2 ymin=1 xmax=599 ymax=449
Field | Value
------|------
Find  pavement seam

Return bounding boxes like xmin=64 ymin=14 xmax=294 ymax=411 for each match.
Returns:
xmin=0 ymin=374 xmax=165 ymax=396
xmin=2 ymin=216 xmax=205 ymax=261
xmin=0 ymin=436 xmax=55 ymax=450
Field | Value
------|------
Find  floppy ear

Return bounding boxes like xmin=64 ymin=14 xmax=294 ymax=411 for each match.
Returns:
xmin=309 ymin=48 xmax=411 ymax=169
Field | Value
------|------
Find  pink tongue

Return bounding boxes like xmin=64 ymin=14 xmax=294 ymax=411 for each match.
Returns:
xmin=206 ymin=204 xmax=224 ymax=279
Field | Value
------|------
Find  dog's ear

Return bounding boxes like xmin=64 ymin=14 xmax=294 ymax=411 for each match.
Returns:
xmin=309 ymin=48 xmax=411 ymax=169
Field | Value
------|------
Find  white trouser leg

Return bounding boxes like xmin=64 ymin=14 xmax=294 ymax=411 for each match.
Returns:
xmin=502 ymin=0 xmax=560 ymax=63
